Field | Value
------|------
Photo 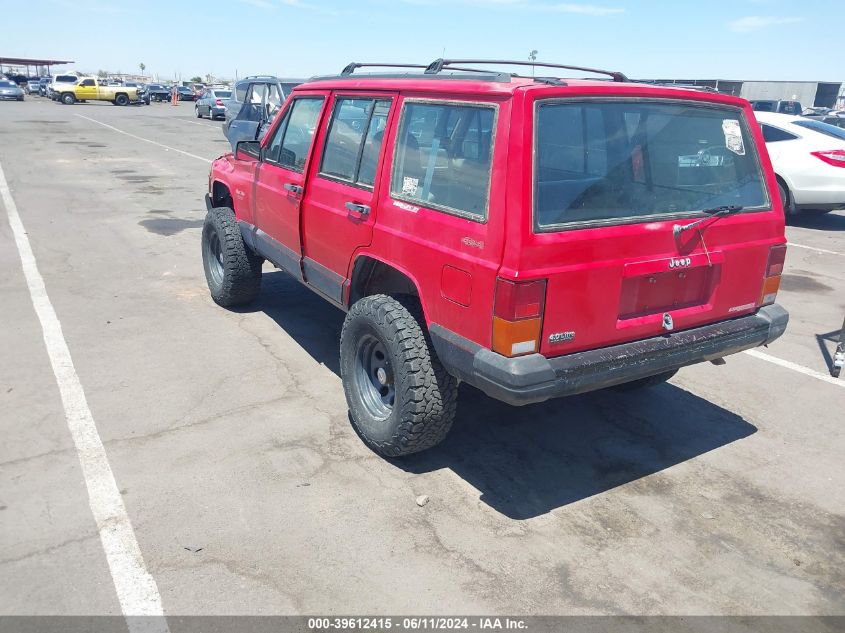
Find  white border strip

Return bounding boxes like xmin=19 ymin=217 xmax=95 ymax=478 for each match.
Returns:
xmin=788 ymin=242 xmax=843 ymax=257
xmin=75 ymin=113 xmax=211 ymax=163
xmin=744 ymin=349 xmax=844 ymax=388
xmin=0 ymin=162 xmax=169 ymax=632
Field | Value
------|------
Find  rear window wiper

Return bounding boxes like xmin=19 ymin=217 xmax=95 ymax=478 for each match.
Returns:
xmin=673 ymin=205 xmax=743 ymax=237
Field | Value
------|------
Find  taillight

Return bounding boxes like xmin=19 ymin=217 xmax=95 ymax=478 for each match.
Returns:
xmin=811 ymin=149 xmax=845 ymax=168
xmin=215 ymin=99 xmax=224 ymax=106
xmin=492 ymin=278 xmax=546 ymax=357
xmin=760 ymin=244 xmax=787 ymax=306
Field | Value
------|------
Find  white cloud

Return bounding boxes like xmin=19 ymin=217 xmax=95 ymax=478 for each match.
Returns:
xmin=401 ymin=0 xmax=624 ymax=14
xmin=546 ymin=3 xmax=624 ymax=15
xmin=727 ymin=15 xmax=802 ymax=32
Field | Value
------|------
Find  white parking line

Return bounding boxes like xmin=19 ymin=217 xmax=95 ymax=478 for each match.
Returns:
xmin=744 ymin=349 xmax=844 ymax=388
xmin=75 ymin=113 xmax=211 ymax=163
xmin=788 ymin=242 xmax=843 ymax=257
xmin=0 ymin=162 xmax=170 ymax=632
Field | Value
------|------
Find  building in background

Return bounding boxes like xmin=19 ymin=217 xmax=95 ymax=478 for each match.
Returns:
xmin=647 ymin=78 xmax=843 ymax=108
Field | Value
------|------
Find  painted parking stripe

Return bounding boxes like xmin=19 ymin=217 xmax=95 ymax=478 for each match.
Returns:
xmin=75 ymin=113 xmax=212 ymax=163
xmin=744 ymin=349 xmax=844 ymax=388
xmin=0 ymin=162 xmax=170 ymax=632
xmin=788 ymin=242 xmax=843 ymax=257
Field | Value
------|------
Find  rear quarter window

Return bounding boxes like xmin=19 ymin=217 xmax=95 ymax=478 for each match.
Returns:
xmin=390 ymin=100 xmax=496 ymax=221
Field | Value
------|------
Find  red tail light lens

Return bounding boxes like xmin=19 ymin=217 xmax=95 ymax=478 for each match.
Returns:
xmin=494 ymin=278 xmax=546 ymax=321
xmin=215 ymin=99 xmax=224 ymax=106
xmin=811 ymin=149 xmax=845 ymax=168
xmin=765 ymin=244 xmax=787 ymax=278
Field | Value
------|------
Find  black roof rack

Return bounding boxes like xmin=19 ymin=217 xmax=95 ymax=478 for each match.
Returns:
xmin=341 ymin=63 xmax=429 ymax=76
xmin=425 ymin=59 xmax=628 ymax=82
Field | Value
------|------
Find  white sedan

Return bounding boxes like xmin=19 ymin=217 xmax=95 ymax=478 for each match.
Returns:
xmin=754 ymin=111 xmax=845 ymax=216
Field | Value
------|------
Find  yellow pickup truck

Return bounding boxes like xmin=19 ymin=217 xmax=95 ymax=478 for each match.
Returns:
xmin=57 ymin=78 xmax=139 ymax=106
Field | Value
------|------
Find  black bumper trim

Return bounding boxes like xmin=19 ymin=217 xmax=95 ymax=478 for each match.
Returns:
xmin=430 ymin=304 xmax=789 ymax=406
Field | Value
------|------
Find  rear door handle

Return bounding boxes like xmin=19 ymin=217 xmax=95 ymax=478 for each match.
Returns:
xmin=345 ymin=202 xmax=370 ymax=217
xmin=284 ymin=183 xmax=303 ymax=194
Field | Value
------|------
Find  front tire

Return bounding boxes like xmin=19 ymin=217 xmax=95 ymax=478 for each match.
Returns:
xmin=61 ymin=92 xmax=75 ymax=105
xmin=115 ymin=94 xmax=129 ymax=106
xmin=340 ymin=295 xmax=458 ymax=457
xmin=201 ymin=206 xmax=263 ymax=307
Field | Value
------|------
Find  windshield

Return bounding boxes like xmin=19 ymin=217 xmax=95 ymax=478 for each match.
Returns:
xmin=793 ymin=119 xmax=845 ymax=141
xmin=534 ymin=100 xmax=769 ymax=230
xmin=0 ymin=81 xmax=15 ymax=87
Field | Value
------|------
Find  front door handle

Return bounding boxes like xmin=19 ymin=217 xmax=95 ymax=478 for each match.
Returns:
xmin=345 ymin=202 xmax=370 ymax=217
xmin=284 ymin=183 xmax=303 ymax=194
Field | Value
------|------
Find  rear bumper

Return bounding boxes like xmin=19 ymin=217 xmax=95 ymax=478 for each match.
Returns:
xmin=430 ymin=304 xmax=789 ymax=406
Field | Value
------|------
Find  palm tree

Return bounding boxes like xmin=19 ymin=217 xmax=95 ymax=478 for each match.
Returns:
xmin=528 ymin=50 xmax=538 ymax=77
xmin=139 ymin=62 xmax=146 ymax=77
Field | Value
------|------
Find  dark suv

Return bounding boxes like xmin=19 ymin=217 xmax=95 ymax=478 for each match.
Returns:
xmin=224 ymin=75 xmax=303 ymax=149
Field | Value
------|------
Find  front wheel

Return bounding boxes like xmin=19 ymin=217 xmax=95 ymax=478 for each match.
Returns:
xmin=195 ymin=106 xmax=202 ymax=118
xmin=201 ymin=206 xmax=263 ymax=307
xmin=340 ymin=295 xmax=458 ymax=457
xmin=61 ymin=92 xmax=75 ymax=105
xmin=115 ymin=94 xmax=129 ymax=106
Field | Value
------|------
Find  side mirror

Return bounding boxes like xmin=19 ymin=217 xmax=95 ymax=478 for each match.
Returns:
xmin=235 ymin=140 xmax=261 ymax=162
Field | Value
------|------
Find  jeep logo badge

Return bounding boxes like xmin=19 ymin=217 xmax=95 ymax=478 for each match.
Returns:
xmin=669 ymin=257 xmax=691 ymax=269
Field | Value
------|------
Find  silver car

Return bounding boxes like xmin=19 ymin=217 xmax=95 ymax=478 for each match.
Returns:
xmin=195 ymin=88 xmax=232 ymax=120
xmin=0 ymin=80 xmax=24 ymax=101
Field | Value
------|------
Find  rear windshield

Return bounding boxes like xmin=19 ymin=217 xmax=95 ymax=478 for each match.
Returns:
xmin=213 ymin=90 xmax=232 ymax=98
xmin=534 ymin=100 xmax=769 ymax=230
xmin=792 ymin=119 xmax=845 ymax=140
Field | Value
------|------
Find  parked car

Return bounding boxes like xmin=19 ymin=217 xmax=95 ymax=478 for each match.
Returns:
xmin=195 ymin=88 xmax=232 ymax=120
xmin=144 ymin=83 xmax=170 ymax=102
xmin=755 ymin=111 xmax=845 ymax=217
xmin=176 ymin=86 xmax=195 ymax=101
xmin=224 ymin=75 xmax=302 ymax=147
xmin=0 ymin=79 xmax=25 ymax=101
xmin=37 ymin=77 xmax=51 ymax=96
xmin=48 ymin=74 xmax=81 ymax=100
xmin=750 ymin=100 xmax=802 ymax=115
xmin=25 ymin=79 xmax=40 ymax=95
xmin=201 ymin=59 xmax=789 ymax=456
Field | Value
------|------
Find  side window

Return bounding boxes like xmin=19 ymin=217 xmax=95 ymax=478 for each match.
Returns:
xmin=265 ymin=97 xmax=325 ymax=171
xmin=248 ymin=83 xmax=266 ymax=105
xmin=320 ymin=98 xmax=391 ymax=187
xmin=80 ymin=79 xmax=95 ymax=87
xmin=761 ymin=124 xmax=798 ymax=142
xmin=390 ymin=101 xmax=496 ymax=220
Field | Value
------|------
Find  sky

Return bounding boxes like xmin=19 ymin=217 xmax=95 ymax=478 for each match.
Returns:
xmin=1 ymin=0 xmax=842 ymax=82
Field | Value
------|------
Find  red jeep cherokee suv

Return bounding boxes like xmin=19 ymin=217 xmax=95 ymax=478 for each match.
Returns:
xmin=202 ymin=59 xmax=789 ymax=456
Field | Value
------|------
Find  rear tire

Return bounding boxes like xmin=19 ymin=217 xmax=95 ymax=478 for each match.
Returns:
xmin=340 ymin=295 xmax=458 ymax=457
xmin=612 ymin=369 xmax=678 ymax=391
xmin=201 ymin=206 xmax=263 ymax=307
xmin=778 ymin=180 xmax=795 ymax=218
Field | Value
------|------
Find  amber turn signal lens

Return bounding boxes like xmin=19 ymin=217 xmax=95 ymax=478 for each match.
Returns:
xmin=492 ymin=316 xmax=542 ymax=357
xmin=760 ymin=275 xmax=781 ymax=306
